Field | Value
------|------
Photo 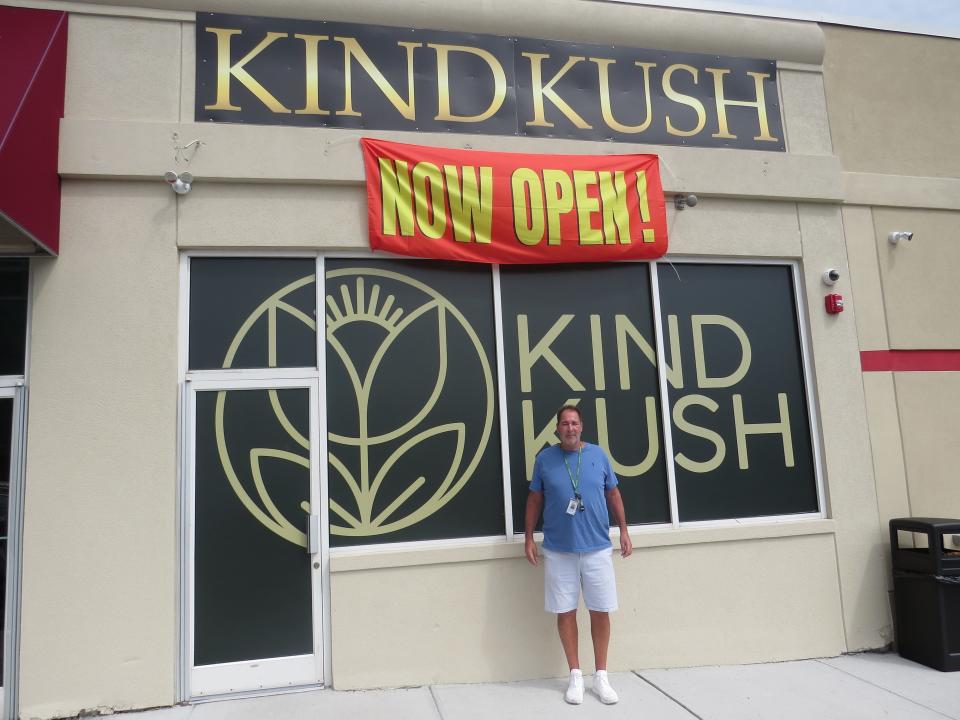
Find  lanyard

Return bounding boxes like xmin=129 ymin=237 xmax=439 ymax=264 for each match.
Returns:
xmin=562 ymin=445 xmax=583 ymax=496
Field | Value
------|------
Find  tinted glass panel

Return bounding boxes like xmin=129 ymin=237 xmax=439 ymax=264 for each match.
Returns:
xmin=0 ymin=260 xmax=28 ymax=375
xmin=194 ymin=389 xmax=313 ymax=665
xmin=500 ymin=264 xmax=670 ymax=532
xmin=189 ymin=258 xmax=316 ymax=370
xmin=657 ymin=263 xmax=818 ymax=521
xmin=325 ymin=260 xmax=503 ymax=546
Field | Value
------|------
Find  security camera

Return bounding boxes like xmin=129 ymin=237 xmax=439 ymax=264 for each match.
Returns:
xmin=674 ymin=194 xmax=699 ymax=210
xmin=888 ymin=231 xmax=914 ymax=244
xmin=822 ymin=269 xmax=840 ymax=286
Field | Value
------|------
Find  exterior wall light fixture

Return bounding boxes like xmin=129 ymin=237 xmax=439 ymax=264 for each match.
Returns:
xmin=164 ymin=170 xmax=193 ymax=195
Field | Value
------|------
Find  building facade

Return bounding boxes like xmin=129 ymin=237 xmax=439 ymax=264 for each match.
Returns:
xmin=0 ymin=1 xmax=958 ymax=718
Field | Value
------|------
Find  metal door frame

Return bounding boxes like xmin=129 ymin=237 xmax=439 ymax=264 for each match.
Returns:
xmin=0 ymin=384 xmax=26 ymax=720
xmin=182 ymin=377 xmax=329 ymax=699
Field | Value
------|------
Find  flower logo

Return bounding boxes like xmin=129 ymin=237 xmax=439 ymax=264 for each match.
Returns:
xmin=214 ymin=267 xmax=494 ymax=546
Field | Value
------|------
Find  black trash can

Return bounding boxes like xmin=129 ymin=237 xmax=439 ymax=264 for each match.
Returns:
xmin=889 ymin=518 xmax=960 ymax=671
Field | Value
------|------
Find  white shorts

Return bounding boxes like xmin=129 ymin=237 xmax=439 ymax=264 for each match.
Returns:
xmin=543 ymin=547 xmax=618 ymax=613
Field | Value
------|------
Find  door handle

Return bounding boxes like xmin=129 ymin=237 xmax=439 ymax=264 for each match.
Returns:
xmin=308 ymin=514 xmax=320 ymax=554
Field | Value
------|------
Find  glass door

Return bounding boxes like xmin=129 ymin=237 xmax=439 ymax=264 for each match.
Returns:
xmin=187 ymin=379 xmax=324 ymax=696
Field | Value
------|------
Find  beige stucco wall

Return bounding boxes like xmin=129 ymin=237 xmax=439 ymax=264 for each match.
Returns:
xmin=12 ymin=2 xmax=899 ymax=717
xmin=872 ymin=208 xmax=960 ymax=350
xmin=824 ymin=28 xmax=960 ymax=594
xmin=894 ymin=373 xmax=960 ymax=518
xmin=21 ymin=181 xmax=180 ymax=718
xmin=822 ymin=26 xmax=960 ymax=179
xmin=330 ymin=529 xmax=844 ymax=689
xmin=19 ymin=12 xmax=185 ymax=719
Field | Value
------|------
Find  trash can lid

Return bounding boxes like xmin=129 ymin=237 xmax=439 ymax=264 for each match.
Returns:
xmin=890 ymin=517 xmax=960 ymax=530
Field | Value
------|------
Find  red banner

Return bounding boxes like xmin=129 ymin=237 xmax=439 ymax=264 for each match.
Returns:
xmin=361 ymin=138 xmax=667 ymax=264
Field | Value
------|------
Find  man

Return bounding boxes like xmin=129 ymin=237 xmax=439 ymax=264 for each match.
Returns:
xmin=525 ymin=404 xmax=632 ymax=705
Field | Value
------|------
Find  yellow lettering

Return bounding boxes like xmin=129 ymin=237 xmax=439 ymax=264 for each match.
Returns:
xmin=706 ymin=68 xmax=779 ymax=142
xmin=543 ymin=169 xmax=574 ymax=246
xmin=673 ymin=395 xmax=726 ymax=473
xmin=733 ymin=393 xmax=794 ymax=469
xmin=596 ymin=396 xmax=659 ymax=476
xmin=592 ymin=58 xmax=655 ymax=133
xmin=511 ymin=168 xmax=545 ymax=246
xmin=522 ymin=53 xmax=593 ymax=129
xmin=517 ymin=314 xmax=585 ymax=393
xmin=590 ymin=314 xmax=605 ymax=391
xmin=411 ymin=162 xmax=446 ymax=239
xmin=431 ymin=44 xmax=507 ymax=122
xmin=294 ymin=34 xmax=331 ymax=115
xmin=204 ymin=28 xmax=290 ymax=113
xmin=599 ymin=171 xmax=631 ymax=244
xmin=573 ymin=170 xmax=602 ymax=245
xmin=445 ymin=165 xmax=493 ymax=243
xmin=336 ymin=37 xmax=421 ymax=119
xmin=616 ymin=314 xmax=682 ymax=389
xmin=379 ymin=158 xmax=415 ymax=237
xmin=636 ymin=172 xmax=655 ymax=243
xmin=663 ymin=63 xmax=706 ymax=137
xmin=692 ymin=315 xmax=752 ymax=388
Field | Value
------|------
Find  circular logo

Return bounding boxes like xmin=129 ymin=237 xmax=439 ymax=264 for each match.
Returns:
xmin=215 ymin=267 xmax=494 ymax=545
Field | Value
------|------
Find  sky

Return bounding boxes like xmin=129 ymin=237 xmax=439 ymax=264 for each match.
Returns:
xmin=614 ymin=0 xmax=960 ymax=39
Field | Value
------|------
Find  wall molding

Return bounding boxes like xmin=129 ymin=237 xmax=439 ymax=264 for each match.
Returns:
xmin=844 ymin=172 xmax=960 ymax=211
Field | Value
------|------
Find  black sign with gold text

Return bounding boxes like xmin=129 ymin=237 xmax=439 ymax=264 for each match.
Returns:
xmin=195 ymin=12 xmax=784 ymax=151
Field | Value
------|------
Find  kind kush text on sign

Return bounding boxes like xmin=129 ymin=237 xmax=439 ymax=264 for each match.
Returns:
xmin=361 ymin=138 xmax=668 ymax=264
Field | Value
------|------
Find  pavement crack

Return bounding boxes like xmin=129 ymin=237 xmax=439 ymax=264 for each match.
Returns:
xmin=814 ymin=659 xmax=956 ymax=720
xmin=633 ymin=671 xmax=704 ymax=719
xmin=428 ymin=684 xmax=445 ymax=719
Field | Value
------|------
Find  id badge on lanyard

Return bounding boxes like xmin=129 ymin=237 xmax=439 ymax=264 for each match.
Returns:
xmin=564 ymin=447 xmax=585 ymax=515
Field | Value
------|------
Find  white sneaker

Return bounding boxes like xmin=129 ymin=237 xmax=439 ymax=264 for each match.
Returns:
xmin=593 ymin=670 xmax=619 ymax=704
xmin=564 ymin=669 xmax=584 ymax=704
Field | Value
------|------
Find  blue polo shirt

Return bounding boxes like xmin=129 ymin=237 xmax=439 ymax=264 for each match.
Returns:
xmin=530 ymin=443 xmax=618 ymax=553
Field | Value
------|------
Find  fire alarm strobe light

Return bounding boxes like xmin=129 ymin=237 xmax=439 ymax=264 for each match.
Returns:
xmin=825 ymin=293 xmax=844 ymax=314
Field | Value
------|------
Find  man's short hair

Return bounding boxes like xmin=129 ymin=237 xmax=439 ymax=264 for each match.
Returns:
xmin=556 ymin=404 xmax=583 ymax=424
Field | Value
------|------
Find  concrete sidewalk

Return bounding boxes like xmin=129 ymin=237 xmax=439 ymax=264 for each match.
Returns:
xmin=125 ymin=654 xmax=958 ymax=720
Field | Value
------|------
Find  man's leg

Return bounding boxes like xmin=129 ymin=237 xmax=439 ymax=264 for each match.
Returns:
xmin=557 ymin=610 xmax=580 ymax=670
xmin=557 ymin=610 xmax=584 ymax=704
xmin=582 ymin=550 xmax=620 ymax=705
xmin=588 ymin=610 xmax=610 ymax=670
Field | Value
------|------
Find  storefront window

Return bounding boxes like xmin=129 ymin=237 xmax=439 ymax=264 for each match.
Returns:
xmin=186 ymin=256 xmax=819 ymax=548
xmin=189 ymin=258 xmax=317 ymax=370
xmin=324 ymin=260 xmax=504 ymax=546
xmin=500 ymin=264 xmax=670 ymax=532
xmin=657 ymin=263 xmax=818 ymax=521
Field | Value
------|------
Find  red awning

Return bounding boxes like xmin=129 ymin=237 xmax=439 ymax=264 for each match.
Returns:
xmin=0 ymin=7 xmax=67 ymax=256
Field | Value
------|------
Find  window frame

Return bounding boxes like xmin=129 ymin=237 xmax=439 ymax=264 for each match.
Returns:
xmin=178 ymin=250 xmax=826 ymax=554
xmin=185 ymin=377 xmax=326 ymax=696
xmin=0 ymin=256 xmax=32 ymax=720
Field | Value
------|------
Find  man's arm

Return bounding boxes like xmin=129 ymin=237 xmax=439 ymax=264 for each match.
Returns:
xmin=524 ymin=490 xmax=544 ymax=566
xmin=605 ymin=487 xmax=633 ymax=558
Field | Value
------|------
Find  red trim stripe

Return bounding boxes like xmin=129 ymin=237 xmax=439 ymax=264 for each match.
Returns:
xmin=861 ymin=350 xmax=960 ymax=372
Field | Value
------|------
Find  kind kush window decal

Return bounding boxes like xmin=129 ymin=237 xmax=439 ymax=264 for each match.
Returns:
xmin=324 ymin=260 xmax=504 ymax=546
xmin=190 ymin=258 xmax=504 ymax=551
